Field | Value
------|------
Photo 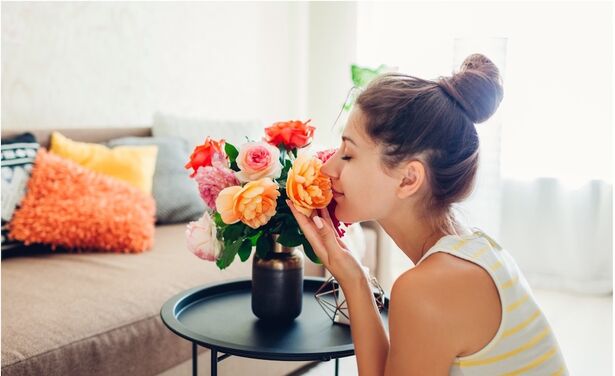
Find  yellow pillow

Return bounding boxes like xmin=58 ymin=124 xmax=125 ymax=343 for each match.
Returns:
xmin=50 ymin=132 xmax=158 ymax=194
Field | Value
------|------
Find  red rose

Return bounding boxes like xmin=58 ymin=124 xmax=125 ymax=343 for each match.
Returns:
xmin=185 ymin=138 xmax=226 ymax=178
xmin=265 ymin=120 xmax=315 ymax=149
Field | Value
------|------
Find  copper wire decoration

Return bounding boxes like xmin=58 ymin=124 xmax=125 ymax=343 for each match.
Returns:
xmin=314 ymin=274 xmax=386 ymax=325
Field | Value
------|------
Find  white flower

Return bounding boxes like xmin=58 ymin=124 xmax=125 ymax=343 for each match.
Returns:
xmin=185 ymin=213 xmax=222 ymax=261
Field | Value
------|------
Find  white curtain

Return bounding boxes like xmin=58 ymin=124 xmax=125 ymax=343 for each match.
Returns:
xmin=356 ymin=1 xmax=613 ymax=295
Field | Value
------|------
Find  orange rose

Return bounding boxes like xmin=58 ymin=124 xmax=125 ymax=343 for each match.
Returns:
xmin=286 ymin=154 xmax=333 ymax=216
xmin=185 ymin=137 xmax=226 ymax=177
xmin=215 ymin=178 xmax=280 ymax=229
xmin=265 ymin=120 xmax=315 ymax=149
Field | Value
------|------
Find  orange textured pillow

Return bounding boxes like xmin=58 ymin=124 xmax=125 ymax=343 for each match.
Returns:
xmin=9 ymin=149 xmax=156 ymax=253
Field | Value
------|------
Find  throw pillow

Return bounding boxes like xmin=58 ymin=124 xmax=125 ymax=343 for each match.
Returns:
xmin=152 ymin=112 xmax=263 ymax=152
xmin=49 ymin=131 xmax=158 ymax=194
xmin=1 ymin=132 xmax=39 ymax=254
xmin=107 ymin=136 xmax=205 ymax=224
xmin=8 ymin=149 xmax=156 ymax=253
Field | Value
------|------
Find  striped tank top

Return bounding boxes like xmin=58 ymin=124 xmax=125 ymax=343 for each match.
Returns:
xmin=415 ymin=230 xmax=569 ymax=376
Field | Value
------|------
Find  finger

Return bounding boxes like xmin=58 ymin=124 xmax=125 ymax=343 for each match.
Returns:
xmin=319 ymin=207 xmax=339 ymax=238
xmin=318 ymin=207 xmax=349 ymax=249
xmin=309 ymin=211 xmax=346 ymax=262
xmin=286 ymin=200 xmax=329 ymax=263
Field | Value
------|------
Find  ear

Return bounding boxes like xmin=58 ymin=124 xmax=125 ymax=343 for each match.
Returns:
xmin=396 ymin=160 xmax=426 ymax=199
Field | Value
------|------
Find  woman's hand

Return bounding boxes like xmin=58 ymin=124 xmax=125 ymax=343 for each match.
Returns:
xmin=286 ymin=199 xmax=367 ymax=288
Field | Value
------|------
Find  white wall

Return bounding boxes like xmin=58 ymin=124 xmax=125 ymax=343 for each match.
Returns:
xmin=1 ymin=2 xmax=310 ymax=129
xmin=306 ymin=2 xmax=358 ymax=149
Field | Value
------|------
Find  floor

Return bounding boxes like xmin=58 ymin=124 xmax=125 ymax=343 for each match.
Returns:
xmin=296 ymin=288 xmax=613 ymax=376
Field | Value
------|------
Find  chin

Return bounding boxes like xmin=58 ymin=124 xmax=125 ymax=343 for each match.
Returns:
xmin=334 ymin=203 xmax=357 ymax=224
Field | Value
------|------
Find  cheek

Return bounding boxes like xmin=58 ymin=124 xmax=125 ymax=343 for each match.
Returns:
xmin=335 ymin=168 xmax=397 ymax=223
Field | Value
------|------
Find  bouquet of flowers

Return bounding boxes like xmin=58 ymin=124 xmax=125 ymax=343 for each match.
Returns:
xmin=184 ymin=120 xmax=348 ymax=269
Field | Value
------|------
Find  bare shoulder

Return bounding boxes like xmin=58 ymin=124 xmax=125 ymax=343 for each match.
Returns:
xmin=391 ymin=255 xmax=473 ymax=343
xmin=393 ymin=252 xmax=503 ymax=357
xmin=386 ymin=260 xmax=466 ymax=374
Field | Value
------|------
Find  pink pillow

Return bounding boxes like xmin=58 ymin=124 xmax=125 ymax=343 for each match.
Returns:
xmin=9 ymin=149 xmax=156 ymax=253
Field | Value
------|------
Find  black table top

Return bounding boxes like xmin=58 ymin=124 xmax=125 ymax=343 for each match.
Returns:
xmin=160 ymin=277 xmax=389 ymax=361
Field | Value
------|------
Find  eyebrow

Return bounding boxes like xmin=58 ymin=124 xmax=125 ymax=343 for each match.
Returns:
xmin=341 ymin=136 xmax=357 ymax=146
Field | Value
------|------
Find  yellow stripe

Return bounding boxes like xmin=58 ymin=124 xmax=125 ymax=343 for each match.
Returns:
xmin=472 ymin=246 xmax=489 ymax=258
xmin=501 ymin=346 xmax=558 ymax=375
xmin=501 ymin=275 xmax=519 ymax=289
xmin=502 ymin=310 xmax=541 ymax=339
xmin=506 ymin=294 xmax=529 ymax=313
xmin=452 ymin=239 xmax=469 ymax=251
xmin=456 ymin=327 xmax=550 ymax=367
xmin=491 ymin=260 xmax=503 ymax=271
xmin=551 ymin=364 xmax=566 ymax=376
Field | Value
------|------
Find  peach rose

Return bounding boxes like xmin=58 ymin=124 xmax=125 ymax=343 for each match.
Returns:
xmin=265 ymin=120 xmax=315 ymax=149
xmin=286 ymin=154 xmax=333 ymax=216
xmin=215 ymin=178 xmax=280 ymax=229
xmin=235 ymin=141 xmax=283 ymax=182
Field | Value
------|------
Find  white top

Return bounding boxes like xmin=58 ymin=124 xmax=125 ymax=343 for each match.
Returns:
xmin=415 ymin=230 xmax=569 ymax=376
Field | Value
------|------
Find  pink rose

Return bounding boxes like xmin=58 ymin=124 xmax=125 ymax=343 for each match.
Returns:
xmin=194 ymin=165 xmax=240 ymax=211
xmin=235 ymin=141 xmax=282 ymax=182
xmin=316 ymin=148 xmax=336 ymax=163
xmin=186 ymin=213 xmax=222 ymax=261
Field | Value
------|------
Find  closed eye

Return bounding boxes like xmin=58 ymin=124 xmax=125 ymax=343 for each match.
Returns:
xmin=341 ymin=155 xmax=352 ymax=161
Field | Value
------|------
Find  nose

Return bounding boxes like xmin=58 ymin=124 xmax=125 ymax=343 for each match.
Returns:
xmin=320 ymin=149 xmax=340 ymax=180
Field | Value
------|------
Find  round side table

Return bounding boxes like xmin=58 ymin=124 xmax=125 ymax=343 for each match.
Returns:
xmin=160 ymin=277 xmax=389 ymax=375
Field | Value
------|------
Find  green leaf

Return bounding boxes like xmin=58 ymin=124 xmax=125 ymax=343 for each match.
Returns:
xmin=256 ymin=234 xmax=273 ymax=259
xmin=214 ymin=212 xmax=225 ymax=227
xmin=351 ymin=64 xmax=386 ymax=88
xmin=302 ymin=240 xmax=321 ymax=264
xmin=223 ymin=222 xmax=245 ymax=241
xmin=238 ymin=239 xmax=253 ymax=262
xmin=216 ymin=238 xmax=244 ymax=269
xmin=277 ymin=227 xmax=304 ymax=247
xmin=249 ymin=231 xmax=262 ymax=246
xmin=224 ymin=143 xmax=239 ymax=163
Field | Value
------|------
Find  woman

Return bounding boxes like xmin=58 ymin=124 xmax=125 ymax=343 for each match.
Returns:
xmin=287 ymin=54 xmax=568 ymax=375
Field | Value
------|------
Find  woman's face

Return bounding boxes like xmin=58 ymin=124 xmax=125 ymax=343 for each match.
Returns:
xmin=321 ymin=107 xmax=402 ymax=223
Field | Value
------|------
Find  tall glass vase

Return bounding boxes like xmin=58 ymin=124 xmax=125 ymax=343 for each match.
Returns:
xmin=251 ymin=234 xmax=304 ymax=321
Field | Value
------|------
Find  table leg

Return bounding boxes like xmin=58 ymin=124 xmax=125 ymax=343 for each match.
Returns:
xmin=335 ymin=358 xmax=339 ymax=376
xmin=192 ymin=342 xmax=197 ymax=376
xmin=211 ymin=348 xmax=218 ymax=376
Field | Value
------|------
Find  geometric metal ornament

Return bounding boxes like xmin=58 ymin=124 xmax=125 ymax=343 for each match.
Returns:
xmin=314 ymin=274 xmax=386 ymax=326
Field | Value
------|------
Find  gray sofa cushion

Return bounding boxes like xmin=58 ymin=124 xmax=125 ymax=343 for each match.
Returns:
xmin=107 ymin=136 xmax=205 ymax=224
xmin=152 ymin=112 xmax=263 ymax=151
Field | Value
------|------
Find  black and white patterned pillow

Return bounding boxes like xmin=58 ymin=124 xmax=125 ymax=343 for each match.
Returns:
xmin=1 ymin=133 xmax=39 ymax=254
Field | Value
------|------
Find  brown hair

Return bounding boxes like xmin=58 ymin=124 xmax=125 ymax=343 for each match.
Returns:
xmin=355 ymin=53 xmax=503 ymax=231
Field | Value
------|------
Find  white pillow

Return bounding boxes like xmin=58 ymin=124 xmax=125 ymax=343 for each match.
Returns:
xmin=152 ymin=112 xmax=264 ymax=152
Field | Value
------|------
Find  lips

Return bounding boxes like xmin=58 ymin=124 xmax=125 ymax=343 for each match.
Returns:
xmin=332 ymin=189 xmax=344 ymax=198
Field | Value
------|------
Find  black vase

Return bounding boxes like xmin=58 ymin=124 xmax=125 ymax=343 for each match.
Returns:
xmin=251 ymin=235 xmax=304 ymax=322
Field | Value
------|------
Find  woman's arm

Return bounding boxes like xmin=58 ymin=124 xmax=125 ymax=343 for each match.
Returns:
xmin=286 ymin=200 xmax=390 ymax=375
xmin=343 ymin=276 xmax=390 ymax=376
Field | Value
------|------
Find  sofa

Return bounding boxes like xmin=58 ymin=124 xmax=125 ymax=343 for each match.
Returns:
xmin=1 ymin=126 xmax=382 ymax=376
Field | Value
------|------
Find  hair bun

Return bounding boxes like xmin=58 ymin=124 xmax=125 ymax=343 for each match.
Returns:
xmin=437 ymin=53 xmax=504 ymax=124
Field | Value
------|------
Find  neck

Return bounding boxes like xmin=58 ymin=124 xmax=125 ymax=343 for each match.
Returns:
xmin=376 ymin=202 xmax=470 ymax=265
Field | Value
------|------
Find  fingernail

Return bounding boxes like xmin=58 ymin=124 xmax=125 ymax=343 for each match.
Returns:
xmin=313 ymin=216 xmax=324 ymax=229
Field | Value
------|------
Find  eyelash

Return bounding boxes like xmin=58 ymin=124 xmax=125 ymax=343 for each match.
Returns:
xmin=341 ymin=155 xmax=352 ymax=161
